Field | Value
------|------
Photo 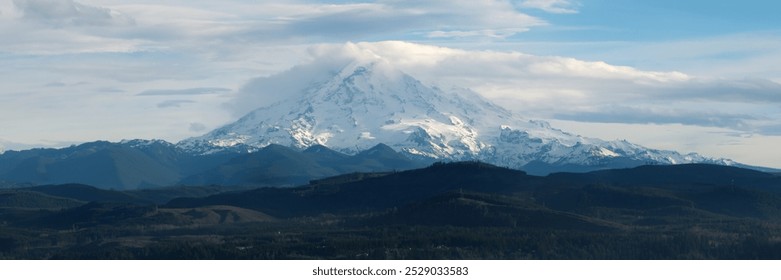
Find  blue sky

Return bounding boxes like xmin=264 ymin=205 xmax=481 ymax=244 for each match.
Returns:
xmin=1 ymin=0 xmax=780 ymax=168
xmin=524 ymin=1 xmax=780 ymax=40
xmin=510 ymin=1 xmax=781 ymax=71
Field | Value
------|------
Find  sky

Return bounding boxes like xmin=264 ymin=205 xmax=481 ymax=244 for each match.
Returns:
xmin=1 ymin=0 xmax=780 ymax=168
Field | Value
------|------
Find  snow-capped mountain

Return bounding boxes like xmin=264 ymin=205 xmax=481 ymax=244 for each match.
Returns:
xmin=178 ymin=57 xmax=733 ymax=174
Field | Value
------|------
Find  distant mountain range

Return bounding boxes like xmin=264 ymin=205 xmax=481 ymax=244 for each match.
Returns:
xmin=0 ymin=139 xmax=424 ymax=189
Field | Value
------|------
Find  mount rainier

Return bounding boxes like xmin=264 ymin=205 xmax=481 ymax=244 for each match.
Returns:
xmin=178 ymin=55 xmax=733 ymax=175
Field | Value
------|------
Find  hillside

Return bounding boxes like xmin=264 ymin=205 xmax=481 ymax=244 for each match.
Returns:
xmin=169 ymin=162 xmax=781 ymax=222
xmin=1 ymin=162 xmax=781 ymax=259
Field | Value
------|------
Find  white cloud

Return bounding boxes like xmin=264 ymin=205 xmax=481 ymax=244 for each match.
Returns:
xmin=189 ymin=122 xmax=206 ymax=132
xmin=427 ymin=28 xmax=531 ymax=39
xmin=138 ymin=87 xmax=231 ymax=96
xmin=278 ymin=41 xmax=781 ymax=138
xmin=0 ymin=137 xmax=74 ymax=152
xmin=1 ymin=0 xmax=549 ymax=56
xmin=510 ymin=32 xmax=781 ymax=81
xmin=0 ymin=0 xmax=145 ymax=55
xmin=330 ymin=41 xmax=690 ymax=83
xmin=157 ymin=99 xmax=194 ymax=108
xmin=228 ymin=53 xmax=348 ymax=117
xmin=256 ymin=1 xmax=545 ymax=40
xmin=13 ymin=0 xmax=134 ymax=26
xmin=552 ymin=105 xmax=758 ymax=130
xmin=518 ymin=0 xmax=579 ymax=14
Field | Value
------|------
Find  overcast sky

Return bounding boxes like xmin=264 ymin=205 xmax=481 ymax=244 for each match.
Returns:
xmin=1 ymin=0 xmax=780 ymax=168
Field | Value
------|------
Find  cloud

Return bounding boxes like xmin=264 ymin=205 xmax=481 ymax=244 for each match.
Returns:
xmin=5 ymin=1 xmax=546 ymax=53
xmin=672 ymin=78 xmax=781 ymax=103
xmin=13 ymin=0 xmax=135 ymax=27
xmin=512 ymin=32 xmax=781 ymax=82
xmin=231 ymin=41 xmax=781 ymax=137
xmin=553 ymin=105 xmax=758 ymax=130
xmin=1 ymin=0 xmax=142 ymax=55
xmin=44 ymin=81 xmax=66 ymax=87
xmin=138 ymin=87 xmax=231 ymax=96
xmin=518 ymin=0 xmax=579 ymax=14
xmin=97 ymin=87 xmax=125 ymax=93
xmin=227 ymin=53 xmax=348 ymax=117
xmin=336 ymin=41 xmax=781 ymax=104
xmin=0 ymin=137 xmax=77 ymax=152
xmin=246 ymin=1 xmax=545 ymax=40
xmin=330 ymin=41 xmax=690 ymax=83
xmin=188 ymin=122 xmax=206 ymax=132
xmin=0 ymin=0 xmax=554 ymax=75
xmin=157 ymin=100 xmax=194 ymax=108
xmin=756 ymin=124 xmax=781 ymax=136
xmin=427 ymin=29 xmax=530 ymax=39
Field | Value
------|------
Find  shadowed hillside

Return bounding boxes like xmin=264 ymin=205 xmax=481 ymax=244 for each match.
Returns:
xmin=2 ymin=162 xmax=781 ymax=259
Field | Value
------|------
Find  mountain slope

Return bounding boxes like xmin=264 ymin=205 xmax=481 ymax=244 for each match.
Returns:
xmin=178 ymin=57 xmax=735 ymax=174
xmin=0 ymin=140 xmax=239 ymax=189
xmin=167 ymin=162 xmax=535 ymax=217
xmin=26 ymin=184 xmax=151 ymax=204
xmin=0 ymin=138 xmax=425 ymax=189
xmin=167 ymin=162 xmax=781 ymax=222
xmin=0 ymin=141 xmax=181 ymax=189
xmin=548 ymin=164 xmax=781 ymax=191
xmin=179 ymin=143 xmax=424 ymax=186
xmin=0 ymin=190 xmax=84 ymax=209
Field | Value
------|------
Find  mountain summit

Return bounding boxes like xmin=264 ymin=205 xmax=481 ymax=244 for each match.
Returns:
xmin=178 ymin=54 xmax=731 ymax=174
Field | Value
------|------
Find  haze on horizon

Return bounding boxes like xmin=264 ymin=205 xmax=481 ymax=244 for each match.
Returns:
xmin=1 ymin=0 xmax=780 ymax=169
